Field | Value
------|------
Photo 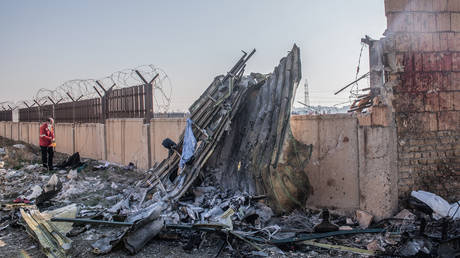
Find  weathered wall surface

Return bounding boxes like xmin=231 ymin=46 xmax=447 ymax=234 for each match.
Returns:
xmin=291 ymin=113 xmax=398 ymax=219
xmin=11 ymin=122 xmax=19 ymax=141
xmin=55 ymin=123 xmax=74 ymax=154
xmin=384 ymin=0 xmax=460 ymax=202
xmin=106 ymin=119 xmax=123 ymax=165
xmin=75 ymin=123 xmax=104 ymax=161
xmin=19 ymin=123 xmax=29 ymax=143
xmin=291 ymin=115 xmax=360 ymax=211
xmin=1 ymin=119 xmax=184 ymax=170
xmin=106 ymin=119 xmax=149 ymax=169
xmin=123 ymin=119 xmax=149 ymax=170
xmin=0 ymin=122 xmax=6 ymax=137
xmin=357 ymin=117 xmax=399 ymax=220
xmin=150 ymin=118 xmax=186 ymax=163
xmin=4 ymin=122 xmax=12 ymax=139
xmin=27 ymin=122 xmax=40 ymax=146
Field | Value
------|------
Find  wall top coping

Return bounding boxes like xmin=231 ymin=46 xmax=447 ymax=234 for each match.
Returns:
xmin=291 ymin=113 xmax=356 ymax=121
xmin=150 ymin=118 xmax=187 ymax=122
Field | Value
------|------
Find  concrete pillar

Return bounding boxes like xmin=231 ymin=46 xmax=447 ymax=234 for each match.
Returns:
xmin=358 ymin=126 xmax=398 ymax=220
xmin=12 ymin=109 xmax=19 ymax=122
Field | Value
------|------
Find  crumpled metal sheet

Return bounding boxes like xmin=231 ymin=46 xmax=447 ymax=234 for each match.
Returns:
xmin=92 ymin=201 xmax=167 ymax=255
xmin=20 ymin=208 xmax=72 ymax=258
xmin=91 ymin=230 xmax=127 ymax=255
xmin=124 ymin=218 xmax=164 ymax=254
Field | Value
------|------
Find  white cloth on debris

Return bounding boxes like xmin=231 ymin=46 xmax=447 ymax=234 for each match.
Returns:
xmin=411 ymin=190 xmax=460 ymax=220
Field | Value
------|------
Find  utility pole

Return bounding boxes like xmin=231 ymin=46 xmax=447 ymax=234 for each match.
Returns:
xmin=304 ymin=79 xmax=310 ymax=106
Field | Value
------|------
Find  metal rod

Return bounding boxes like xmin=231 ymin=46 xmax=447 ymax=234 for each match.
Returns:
xmin=66 ymin=92 xmax=75 ymax=102
xmin=96 ymin=81 xmax=106 ymax=93
xmin=93 ymin=86 xmax=103 ymax=98
xmin=108 ymin=84 xmax=116 ymax=92
xmin=334 ymin=72 xmax=370 ymax=95
xmin=75 ymin=95 xmax=84 ymax=102
xmin=51 ymin=217 xmax=133 ymax=226
xmin=135 ymin=70 xmax=149 ymax=85
xmin=149 ymin=73 xmax=160 ymax=85
xmin=297 ymin=101 xmax=309 ymax=107
xmin=48 ymin=97 xmax=56 ymax=105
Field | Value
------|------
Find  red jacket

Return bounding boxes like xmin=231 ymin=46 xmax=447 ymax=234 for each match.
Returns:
xmin=39 ymin=123 xmax=54 ymax=147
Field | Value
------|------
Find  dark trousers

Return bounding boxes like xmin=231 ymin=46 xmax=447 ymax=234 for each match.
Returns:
xmin=40 ymin=146 xmax=54 ymax=169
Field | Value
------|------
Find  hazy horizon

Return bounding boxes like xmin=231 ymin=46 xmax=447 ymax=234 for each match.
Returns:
xmin=0 ymin=0 xmax=386 ymax=111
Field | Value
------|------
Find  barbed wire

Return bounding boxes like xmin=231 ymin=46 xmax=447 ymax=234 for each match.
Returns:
xmin=1 ymin=65 xmax=172 ymax=113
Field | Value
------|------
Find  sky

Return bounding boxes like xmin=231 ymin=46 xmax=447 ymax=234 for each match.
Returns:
xmin=0 ymin=0 xmax=387 ymax=111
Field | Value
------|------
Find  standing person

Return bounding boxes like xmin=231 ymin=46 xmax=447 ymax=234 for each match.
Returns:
xmin=39 ymin=118 xmax=55 ymax=170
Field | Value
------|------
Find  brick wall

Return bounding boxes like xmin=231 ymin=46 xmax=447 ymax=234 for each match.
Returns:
xmin=384 ymin=0 xmax=460 ymax=202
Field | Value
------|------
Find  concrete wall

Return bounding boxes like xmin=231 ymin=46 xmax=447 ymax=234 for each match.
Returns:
xmin=290 ymin=113 xmax=398 ymax=219
xmin=106 ymin=118 xmax=150 ymax=169
xmin=1 ymin=119 xmax=176 ymax=170
xmin=358 ymin=123 xmax=398 ymax=220
xmin=0 ymin=122 xmax=5 ymax=137
xmin=122 ymin=119 xmax=149 ymax=170
xmin=106 ymin=119 xmax=124 ymax=165
xmin=75 ymin=123 xmax=104 ymax=161
xmin=27 ymin=122 xmax=40 ymax=146
xmin=11 ymin=122 xmax=19 ymax=141
xmin=4 ymin=122 xmax=12 ymax=139
xmin=55 ymin=123 xmax=74 ymax=154
xmin=150 ymin=118 xmax=186 ymax=163
xmin=19 ymin=123 xmax=29 ymax=143
xmin=12 ymin=109 xmax=19 ymax=122
xmin=291 ymin=114 xmax=360 ymax=210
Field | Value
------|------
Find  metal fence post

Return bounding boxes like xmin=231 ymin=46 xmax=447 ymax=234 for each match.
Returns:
xmin=95 ymin=81 xmax=115 ymax=161
xmin=135 ymin=71 xmax=159 ymax=169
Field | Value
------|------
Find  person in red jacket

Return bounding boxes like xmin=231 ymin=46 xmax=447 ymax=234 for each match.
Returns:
xmin=39 ymin=118 xmax=55 ymax=169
